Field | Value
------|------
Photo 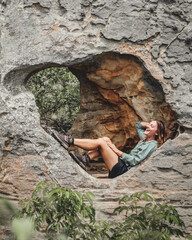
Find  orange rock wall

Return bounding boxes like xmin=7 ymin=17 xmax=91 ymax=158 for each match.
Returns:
xmin=70 ymin=53 xmax=177 ymax=152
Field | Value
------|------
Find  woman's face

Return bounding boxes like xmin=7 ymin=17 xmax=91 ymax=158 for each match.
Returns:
xmin=144 ymin=121 xmax=158 ymax=139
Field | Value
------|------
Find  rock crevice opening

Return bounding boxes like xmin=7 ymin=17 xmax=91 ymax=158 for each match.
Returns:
xmin=1 ymin=52 xmax=180 ymax=177
xmin=69 ymin=52 xmax=178 ymax=153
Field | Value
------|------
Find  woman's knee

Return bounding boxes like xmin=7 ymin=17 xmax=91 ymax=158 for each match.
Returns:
xmin=102 ymin=137 xmax=111 ymax=143
xmin=98 ymin=138 xmax=108 ymax=147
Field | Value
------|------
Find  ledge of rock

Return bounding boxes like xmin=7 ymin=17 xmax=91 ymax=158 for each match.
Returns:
xmin=0 ymin=0 xmax=192 ymax=236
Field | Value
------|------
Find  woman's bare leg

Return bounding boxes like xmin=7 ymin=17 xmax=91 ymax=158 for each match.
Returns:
xmin=74 ymin=138 xmax=118 ymax=171
xmin=98 ymin=139 xmax=118 ymax=171
xmin=74 ymin=138 xmax=102 ymax=151
xmin=87 ymin=150 xmax=100 ymax=160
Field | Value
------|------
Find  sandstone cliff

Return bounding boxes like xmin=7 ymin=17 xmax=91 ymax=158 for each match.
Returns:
xmin=0 ymin=0 xmax=192 ymax=235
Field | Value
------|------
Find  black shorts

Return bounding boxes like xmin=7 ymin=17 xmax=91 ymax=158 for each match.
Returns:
xmin=108 ymin=157 xmax=128 ymax=178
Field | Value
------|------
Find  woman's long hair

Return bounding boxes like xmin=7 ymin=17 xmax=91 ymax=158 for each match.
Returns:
xmin=155 ymin=120 xmax=166 ymax=143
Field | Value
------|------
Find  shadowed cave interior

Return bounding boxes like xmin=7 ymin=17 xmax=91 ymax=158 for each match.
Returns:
xmin=28 ymin=52 xmax=181 ymax=178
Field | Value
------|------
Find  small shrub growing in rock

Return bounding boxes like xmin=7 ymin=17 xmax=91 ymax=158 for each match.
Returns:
xmin=110 ymin=192 xmax=185 ymax=240
xmin=16 ymin=182 xmax=110 ymax=240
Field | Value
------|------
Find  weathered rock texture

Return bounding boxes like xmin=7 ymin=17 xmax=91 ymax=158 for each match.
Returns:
xmin=0 ymin=0 xmax=192 ymax=236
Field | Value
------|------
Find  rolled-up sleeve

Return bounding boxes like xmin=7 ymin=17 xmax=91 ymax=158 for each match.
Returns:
xmin=135 ymin=122 xmax=146 ymax=140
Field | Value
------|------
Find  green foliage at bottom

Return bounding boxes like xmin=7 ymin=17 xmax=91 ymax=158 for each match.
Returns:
xmin=12 ymin=182 xmax=190 ymax=240
xmin=16 ymin=182 xmax=109 ymax=239
xmin=110 ymin=192 xmax=185 ymax=240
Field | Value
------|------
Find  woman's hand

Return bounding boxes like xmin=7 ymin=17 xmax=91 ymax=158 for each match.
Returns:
xmin=107 ymin=142 xmax=123 ymax=157
xmin=102 ymin=137 xmax=123 ymax=157
xmin=140 ymin=121 xmax=150 ymax=128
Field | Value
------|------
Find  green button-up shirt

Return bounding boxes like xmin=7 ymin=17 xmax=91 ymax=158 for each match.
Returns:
xmin=121 ymin=122 xmax=157 ymax=169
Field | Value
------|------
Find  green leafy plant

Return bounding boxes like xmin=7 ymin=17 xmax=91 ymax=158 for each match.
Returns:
xmin=5 ymin=188 xmax=191 ymax=240
xmin=16 ymin=182 xmax=109 ymax=239
xmin=110 ymin=192 xmax=185 ymax=240
xmin=26 ymin=67 xmax=80 ymax=132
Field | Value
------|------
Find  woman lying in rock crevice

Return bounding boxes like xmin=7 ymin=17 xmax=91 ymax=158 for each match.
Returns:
xmin=52 ymin=121 xmax=165 ymax=178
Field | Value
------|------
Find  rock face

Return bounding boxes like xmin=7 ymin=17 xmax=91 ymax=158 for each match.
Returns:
xmin=0 ymin=0 xmax=192 ymax=236
xmin=70 ymin=52 xmax=177 ymax=151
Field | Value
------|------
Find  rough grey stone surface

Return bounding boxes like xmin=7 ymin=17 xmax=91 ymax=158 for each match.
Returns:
xmin=0 ymin=0 xmax=192 ymax=236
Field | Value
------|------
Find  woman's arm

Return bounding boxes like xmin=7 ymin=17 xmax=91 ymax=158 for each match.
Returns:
xmin=105 ymin=121 xmax=150 ymax=157
xmin=121 ymin=142 xmax=157 ymax=167
xmin=135 ymin=122 xmax=147 ymax=140
xmin=140 ymin=122 xmax=149 ymax=128
xmin=107 ymin=142 xmax=123 ymax=157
